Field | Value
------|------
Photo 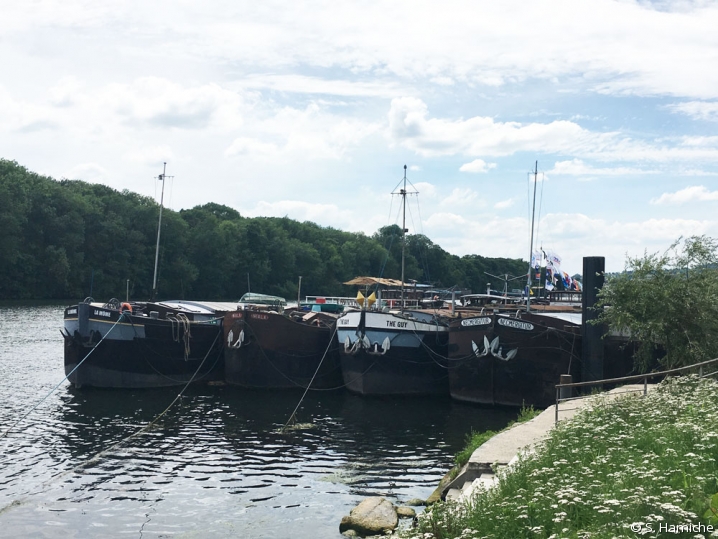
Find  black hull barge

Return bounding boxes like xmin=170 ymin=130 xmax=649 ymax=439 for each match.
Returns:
xmin=337 ymin=309 xmax=450 ymax=396
xmin=223 ymin=307 xmax=343 ymax=390
xmin=63 ymin=300 xmax=237 ymax=388
xmin=448 ymin=311 xmax=582 ymax=407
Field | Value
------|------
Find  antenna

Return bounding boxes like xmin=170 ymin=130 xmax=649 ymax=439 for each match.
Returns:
xmin=391 ymin=165 xmax=419 ymax=309
xmin=151 ymin=162 xmax=174 ymax=301
xmin=526 ymin=161 xmax=538 ymax=312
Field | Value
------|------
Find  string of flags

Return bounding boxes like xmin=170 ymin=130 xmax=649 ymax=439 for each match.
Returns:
xmin=531 ymin=249 xmax=582 ymax=292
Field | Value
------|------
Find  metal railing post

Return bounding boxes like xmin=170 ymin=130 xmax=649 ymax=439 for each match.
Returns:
xmin=559 ymin=374 xmax=573 ymax=400
xmin=643 ymin=377 xmax=647 ymax=396
xmin=555 ymin=386 xmax=560 ymax=425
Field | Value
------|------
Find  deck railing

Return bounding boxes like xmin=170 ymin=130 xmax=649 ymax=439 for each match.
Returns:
xmin=554 ymin=356 xmax=718 ymax=425
xmin=304 ymin=296 xmax=361 ymax=308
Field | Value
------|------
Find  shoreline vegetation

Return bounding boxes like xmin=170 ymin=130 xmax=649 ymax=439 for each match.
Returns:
xmin=0 ymin=159 xmax=527 ymax=301
xmin=453 ymin=405 xmax=542 ymax=475
xmin=403 ymin=375 xmax=718 ymax=539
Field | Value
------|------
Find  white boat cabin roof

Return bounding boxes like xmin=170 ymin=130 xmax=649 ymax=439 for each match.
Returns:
xmin=156 ymin=300 xmax=243 ymax=314
xmin=461 ymin=293 xmax=524 ymax=305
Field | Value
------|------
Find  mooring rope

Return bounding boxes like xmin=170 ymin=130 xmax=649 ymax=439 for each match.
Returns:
xmin=7 ymin=334 xmax=219 ymax=507
xmin=238 ymin=318 xmax=345 ymax=391
xmin=281 ymin=324 xmax=339 ymax=432
xmin=72 ymin=328 xmax=221 ymax=470
xmin=0 ymin=329 xmax=222 ymax=519
xmin=0 ymin=314 xmax=125 ymax=441
xmin=137 ymin=325 xmax=223 ymax=384
xmin=168 ymin=313 xmax=192 ymax=359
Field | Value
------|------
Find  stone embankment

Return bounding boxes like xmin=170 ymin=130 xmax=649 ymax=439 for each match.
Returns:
xmin=439 ymin=384 xmax=656 ymax=502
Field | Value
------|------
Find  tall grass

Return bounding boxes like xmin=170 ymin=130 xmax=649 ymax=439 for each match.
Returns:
xmin=405 ymin=376 xmax=718 ymax=539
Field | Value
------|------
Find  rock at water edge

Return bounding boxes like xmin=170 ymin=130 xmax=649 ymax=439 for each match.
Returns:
xmin=396 ymin=506 xmax=416 ymax=519
xmin=339 ymin=497 xmax=398 ymax=536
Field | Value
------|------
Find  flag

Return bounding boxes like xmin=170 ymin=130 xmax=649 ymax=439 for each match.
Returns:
xmin=545 ymin=250 xmax=562 ymax=276
xmin=531 ymin=250 xmax=542 ymax=269
xmin=545 ymin=267 xmax=555 ymax=291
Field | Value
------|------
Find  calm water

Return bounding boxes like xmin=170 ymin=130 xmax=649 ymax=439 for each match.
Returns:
xmin=0 ymin=304 xmax=515 ymax=538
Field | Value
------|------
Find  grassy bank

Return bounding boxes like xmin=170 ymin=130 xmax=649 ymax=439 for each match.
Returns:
xmin=454 ymin=405 xmax=541 ymax=471
xmin=405 ymin=376 xmax=718 ymax=539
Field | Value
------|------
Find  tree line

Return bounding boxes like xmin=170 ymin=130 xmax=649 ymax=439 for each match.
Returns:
xmin=0 ymin=159 xmax=528 ymax=301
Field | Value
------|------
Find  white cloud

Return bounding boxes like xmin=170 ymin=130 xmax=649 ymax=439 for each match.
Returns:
xmin=103 ymin=77 xmax=245 ymax=130
xmin=388 ymin=96 xmax=596 ymax=158
xmin=412 ymin=182 xmax=436 ymax=198
xmin=440 ymin=187 xmax=481 ymax=208
xmin=675 ymin=168 xmax=718 ymax=176
xmin=679 ymin=135 xmax=718 ymax=147
xmin=246 ymin=200 xmax=344 ymax=223
xmin=650 ymin=185 xmax=718 ymax=205
xmin=388 ymin=97 xmax=718 ymax=162
xmin=63 ymin=162 xmax=109 ymax=183
xmin=48 ymin=76 xmax=85 ymax=107
xmin=459 ymin=159 xmax=496 ymax=173
xmin=494 ymin=198 xmax=515 ymax=209
xmin=425 ymin=211 xmax=716 ymax=273
xmin=430 ymin=76 xmax=455 ymax=86
xmin=668 ymin=101 xmax=718 ymax=121
xmin=6 ymin=1 xmax=718 ymax=100
xmin=225 ymin=137 xmax=279 ymax=157
xmin=0 ymin=85 xmax=59 ymax=132
xmin=251 ymin=103 xmax=381 ymax=159
xmin=236 ymin=74 xmax=405 ymax=98
xmin=124 ymin=145 xmax=175 ymax=166
xmin=1 ymin=77 xmax=248 ymax=135
xmin=549 ymin=159 xmax=658 ymax=176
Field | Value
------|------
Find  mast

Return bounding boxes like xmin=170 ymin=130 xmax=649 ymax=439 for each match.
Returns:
xmin=151 ymin=162 xmax=168 ymax=301
xmin=400 ymin=165 xmax=407 ymax=309
xmin=526 ymin=161 xmax=538 ymax=312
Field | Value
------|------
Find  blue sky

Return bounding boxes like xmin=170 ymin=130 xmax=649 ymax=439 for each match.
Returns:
xmin=2 ymin=0 xmax=718 ymax=273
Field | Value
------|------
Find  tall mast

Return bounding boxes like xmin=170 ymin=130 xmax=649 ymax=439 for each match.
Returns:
xmin=400 ymin=164 xmax=407 ymax=309
xmin=526 ymin=161 xmax=538 ymax=312
xmin=151 ymin=162 xmax=167 ymax=301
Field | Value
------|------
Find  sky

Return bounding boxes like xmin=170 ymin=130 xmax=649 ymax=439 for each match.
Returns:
xmin=3 ymin=0 xmax=718 ymax=275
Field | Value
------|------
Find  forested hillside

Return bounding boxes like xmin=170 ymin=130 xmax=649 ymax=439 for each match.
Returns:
xmin=0 ymin=160 xmax=527 ymax=301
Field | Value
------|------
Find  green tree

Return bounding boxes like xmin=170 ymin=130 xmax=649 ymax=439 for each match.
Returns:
xmin=0 ymin=159 xmax=537 ymax=302
xmin=596 ymin=235 xmax=718 ymax=371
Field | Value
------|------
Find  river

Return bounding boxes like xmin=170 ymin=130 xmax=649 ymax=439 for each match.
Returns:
xmin=0 ymin=303 xmax=516 ymax=538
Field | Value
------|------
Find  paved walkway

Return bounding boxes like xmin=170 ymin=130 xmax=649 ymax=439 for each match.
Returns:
xmin=444 ymin=384 xmax=655 ymax=501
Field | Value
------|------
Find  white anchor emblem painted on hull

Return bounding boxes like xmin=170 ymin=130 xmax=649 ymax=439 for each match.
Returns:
xmin=227 ymin=328 xmax=245 ymax=349
xmin=471 ymin=336 xmax=517 ymax=361
xmin=344 ymin=335 xmax=391 ymax=356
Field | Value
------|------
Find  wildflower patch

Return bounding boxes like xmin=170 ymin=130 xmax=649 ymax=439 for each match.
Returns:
xmin=404 ymin=376 xmax=718 ymax=539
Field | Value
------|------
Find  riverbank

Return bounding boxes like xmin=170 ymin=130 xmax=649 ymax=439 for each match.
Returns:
xmin=404 ymin=375 xmax=718 ymax=538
